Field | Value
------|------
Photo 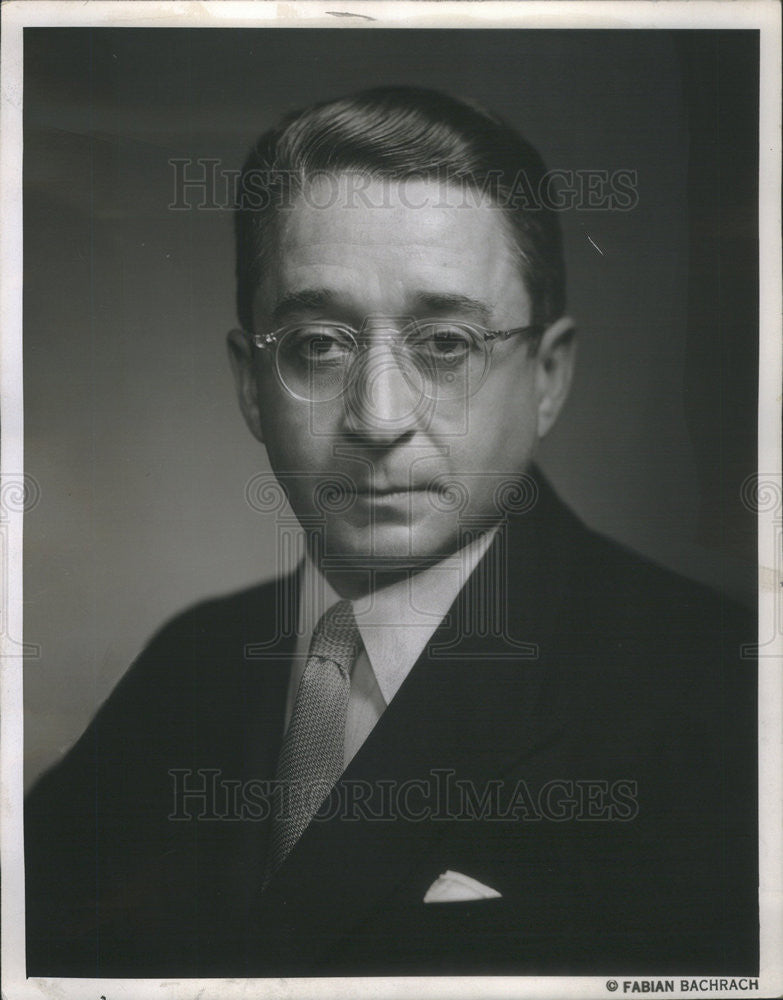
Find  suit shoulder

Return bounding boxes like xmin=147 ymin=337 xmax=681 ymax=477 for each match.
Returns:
xmin=556 ymin=503 xmax=753 ymax=636
xmin=529 ymin=473 xmax=750 ymax=629
xmin=27 ymin=575 xmax=291 ymax=798
xmin=149 ymin=575 xmax=288 ymax=641
xmin=98 ymin=574 xmax=294 ymax=705
xmin=548 ymin=503 xmax=756 ymax=769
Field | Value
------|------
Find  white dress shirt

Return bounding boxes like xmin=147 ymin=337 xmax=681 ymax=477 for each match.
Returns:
xmin=285 ymin=528 xmax=499 ymax=768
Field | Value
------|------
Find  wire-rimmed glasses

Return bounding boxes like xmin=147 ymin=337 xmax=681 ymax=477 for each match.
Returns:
xmin=252 ymin=317 xmax=544 ymax=403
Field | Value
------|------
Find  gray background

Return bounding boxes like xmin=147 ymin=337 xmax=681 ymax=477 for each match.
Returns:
xmin=23 ymin=28 xmax=758 ymax=788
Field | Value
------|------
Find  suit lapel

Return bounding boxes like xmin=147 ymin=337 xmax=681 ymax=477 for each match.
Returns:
xmin=209 ymin=571 xmax=298 ymax=917
xmin=236 ymin=568 xmax=300 ymax=780
xmin=251 ymin=471 xmax=574 ymax=972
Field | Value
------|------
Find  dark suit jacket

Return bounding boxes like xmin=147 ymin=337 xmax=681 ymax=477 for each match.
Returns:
xmin=25 ymin=474 xmax=758 ymax=978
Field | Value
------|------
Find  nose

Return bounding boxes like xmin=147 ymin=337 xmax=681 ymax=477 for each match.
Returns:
xmin=342 ymin=341 xmax=429 ymax=444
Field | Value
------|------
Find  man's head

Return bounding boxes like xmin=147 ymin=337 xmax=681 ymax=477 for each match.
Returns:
xmin=229 ymin=86 xmax=575 ymax=590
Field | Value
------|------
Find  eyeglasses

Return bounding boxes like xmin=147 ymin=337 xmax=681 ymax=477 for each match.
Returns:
xmin=252 ymin=318 xmax=544 ymax=403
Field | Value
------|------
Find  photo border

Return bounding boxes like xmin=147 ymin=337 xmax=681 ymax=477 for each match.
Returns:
xmin=2 ymin=3 xmax=780 ymax=998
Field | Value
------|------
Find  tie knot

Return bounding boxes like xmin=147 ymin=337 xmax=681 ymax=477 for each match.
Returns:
xmin=309 ymin=598 xmax=361 ymax=674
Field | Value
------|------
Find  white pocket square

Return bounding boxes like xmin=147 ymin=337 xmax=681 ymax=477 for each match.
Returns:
xmin=423 ymin=870 xmax=502 ymax=903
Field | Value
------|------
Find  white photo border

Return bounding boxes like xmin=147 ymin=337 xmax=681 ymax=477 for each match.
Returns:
xmin=1 ymin=2 xmax=780 ymax=998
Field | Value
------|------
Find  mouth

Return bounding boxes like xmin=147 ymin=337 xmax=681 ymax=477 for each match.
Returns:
xmin=354 ymin=486 xmax=427 ymax=499
xmin=349 ymin=485 xmax=435 ymax=511
xmin=357 ymin=485 xmax=423 ymax=495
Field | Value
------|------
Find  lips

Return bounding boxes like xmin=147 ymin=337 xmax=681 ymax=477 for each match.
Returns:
xmin=349 ymin=473 xmax=435 ymax=494
xmin=349 ymin=487 xmax=432 ymax=518
xmin=356 ymin=485 xmax=427 ymax=495
xmin=350 ymin=485 xmax=434 ymax=503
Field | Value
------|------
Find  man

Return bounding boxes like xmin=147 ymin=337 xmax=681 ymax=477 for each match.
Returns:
xmin=26 ymin=86 xmax=757 ymax=978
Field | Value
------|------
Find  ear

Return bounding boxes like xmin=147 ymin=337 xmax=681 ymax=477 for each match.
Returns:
xmin=534 ymin=316 xmax=577 ymax=439
xmin=226 ymin=328 xmax=265 ymax=444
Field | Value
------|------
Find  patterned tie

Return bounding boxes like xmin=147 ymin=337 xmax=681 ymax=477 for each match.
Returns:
xmin=264 ymin=598 xmax=360 ymax=885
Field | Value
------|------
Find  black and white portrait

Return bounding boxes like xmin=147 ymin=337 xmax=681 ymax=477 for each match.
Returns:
xmin=2 ymin=4 xmax=779 ymax=996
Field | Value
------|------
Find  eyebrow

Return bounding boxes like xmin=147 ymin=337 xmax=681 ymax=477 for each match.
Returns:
xmin=271 ymin=288 xmax=335 ymax=326
xmin=410 ymin=292 xmax=494 ymax=326
xmin=270 ymin=288 xmax=496 ymax=327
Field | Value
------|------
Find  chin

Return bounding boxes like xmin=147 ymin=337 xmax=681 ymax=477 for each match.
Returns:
xmin=319 ymin=520 xmax=461 ymax=569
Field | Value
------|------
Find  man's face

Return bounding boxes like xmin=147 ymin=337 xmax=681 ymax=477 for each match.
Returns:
xmin=231 ymin=175 xmax=573 ymax=584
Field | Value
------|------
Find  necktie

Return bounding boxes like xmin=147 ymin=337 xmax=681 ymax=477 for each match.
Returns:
xmin=264 ymin=598 xmax=360 ymax=885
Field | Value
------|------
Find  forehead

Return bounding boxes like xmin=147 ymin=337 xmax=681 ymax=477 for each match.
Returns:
xmin=256 ymin=174 xmax=530 ymax=323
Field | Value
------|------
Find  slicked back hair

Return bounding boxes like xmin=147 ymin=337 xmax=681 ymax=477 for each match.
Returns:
xmin=235 ymin=86 xmax=566 ymax=335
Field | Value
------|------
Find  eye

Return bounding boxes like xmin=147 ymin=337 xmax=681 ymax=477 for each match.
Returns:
xmin=283 ymin=325 xmax=355 ymax=365
xmin=407 ymin=323 xmax=480 ymax=364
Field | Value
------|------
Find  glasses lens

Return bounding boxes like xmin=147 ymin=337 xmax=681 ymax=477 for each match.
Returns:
xmin=402 ymin=322 xmax=488 ymax=400
xmin=272 ymin=321 xmax=490 ymax=402
xmin=276 ymin=324 xmax=356 ymax=401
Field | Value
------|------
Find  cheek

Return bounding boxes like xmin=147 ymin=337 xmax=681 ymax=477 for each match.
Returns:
xmin=440 ymin=370 xmax=539 ymax=467
xmin=496 ymin=391 xmax=540 ymax=455
xmin=259 ymin=385 xmax=323 ymax=467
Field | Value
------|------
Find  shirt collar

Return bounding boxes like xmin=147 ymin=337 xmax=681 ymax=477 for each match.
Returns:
xmin=298 ymin=527 xmax=498 ymax=705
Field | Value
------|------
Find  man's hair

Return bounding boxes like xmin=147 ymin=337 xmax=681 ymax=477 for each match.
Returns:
xmin=235 ymin=86 xmax=566 ymax=333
